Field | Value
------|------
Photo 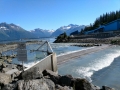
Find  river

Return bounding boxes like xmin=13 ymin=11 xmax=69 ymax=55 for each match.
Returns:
xmin=1 ymin=38 xmax=120 ymax=89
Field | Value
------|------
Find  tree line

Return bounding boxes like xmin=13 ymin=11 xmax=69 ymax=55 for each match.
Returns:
xmin=80 ymin=10 xmax=120 ymax=34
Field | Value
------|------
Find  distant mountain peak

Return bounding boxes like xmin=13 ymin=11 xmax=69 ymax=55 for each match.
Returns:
xmin=51 ymin=24 xmax=85 ymax=37
xmin=30 ymin=28 xmax=55 ymax=37
xmin=0 ymin=22 xmax=37 ymax=41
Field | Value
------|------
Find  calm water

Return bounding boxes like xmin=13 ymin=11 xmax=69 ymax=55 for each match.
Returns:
xmin=58 ymin=45 xmax=120 ymax=90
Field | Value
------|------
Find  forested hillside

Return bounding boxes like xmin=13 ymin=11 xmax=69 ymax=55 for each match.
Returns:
xmin=82 ymin=10 xmax=120 ymax=32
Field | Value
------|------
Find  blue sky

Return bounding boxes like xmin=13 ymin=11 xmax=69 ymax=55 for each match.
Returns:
xmin=0 ymin=0 xmax=120 ymax=30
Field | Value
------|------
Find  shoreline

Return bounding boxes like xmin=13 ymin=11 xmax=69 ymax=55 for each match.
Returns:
xmin=57 ymin=44 xmax=111 ymax=65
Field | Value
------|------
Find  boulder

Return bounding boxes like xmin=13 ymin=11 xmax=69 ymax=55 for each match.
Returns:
xmin=21 ymin=67 xmax=43 ymax=80
xmin=74 ymin=78 xmax=96 ymax=90
xmin=16 ymin=64 xmax=26 ymax=71
xmin=2 ymin=67 xmax=20 ymax=81
xmin=0 ymin=73 xmax=12 ymax=89
xmin=0 ymin=63 xmax=7 ymax=72
xmin=42 ymin=69 xmax=60 ymax=84
xmin=1 ymin=63 xmax=7 ymax=68
xmin=101 ymin=86 xmax=115 ymax=90
xmin=17 ymin=79 xmax=49 ymax=90
xmin=6 ymin=64 xmax=17 ymax=69
xmin=2 ymin=68 xmax=11 ymax=73
xmin=1 ymin=84 xmax=17 ymax=90
xmin=59 ymin=75 xmax=73 ymax=86
xmin=13 ymin=70 xmax=21 ymax=78
xmin=90 ymin=84 xmax=100 ymax=90
xmin=55 ymin=84 xmax=73 ymax=90
xmin=45 ymin=79 xmax=55 ymax=90
xmin=42 ymin=69 xmax=58 ymax=77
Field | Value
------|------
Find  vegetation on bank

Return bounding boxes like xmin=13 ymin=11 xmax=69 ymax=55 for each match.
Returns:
xmin=54 ymin=32 xmax=70 ymax=43
xmin=81 ymin=10 xmax=120 ymax=34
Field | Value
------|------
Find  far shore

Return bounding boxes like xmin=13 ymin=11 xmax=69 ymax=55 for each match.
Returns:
xmin=0 ymin=40 xmax=40 ymax=52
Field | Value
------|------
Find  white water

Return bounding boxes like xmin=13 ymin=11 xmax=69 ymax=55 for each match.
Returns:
xmin=76 ymin=50 xmax=120 ymax=82
xmin=57 ymin=47 xmax=94 ymax=57
xmin=58 ymin=46 xmax=120 ymax=84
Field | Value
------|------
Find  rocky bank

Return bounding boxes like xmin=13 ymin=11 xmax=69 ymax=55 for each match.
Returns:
xmin=0 ymin=63 xmax=115 ymax=90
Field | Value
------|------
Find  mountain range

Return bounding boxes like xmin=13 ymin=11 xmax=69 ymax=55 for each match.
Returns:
xmin=0 ymin=23 xmax=36 ymax=41
xmin=51 ymin=24 xmax=85 ymax=37
xmin=30 ymin=28 xmax=54 ymax=38
xmin=0 ymin=22 xmax=85 ymax=41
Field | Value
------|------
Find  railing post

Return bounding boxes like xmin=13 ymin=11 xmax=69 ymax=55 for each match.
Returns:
xmin=51 ymin=53 xmax=58 ymax=72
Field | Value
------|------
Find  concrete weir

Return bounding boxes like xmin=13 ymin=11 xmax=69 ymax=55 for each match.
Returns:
xmin=24 ymin=53 xmax=58 ymax=73
xmin=24 ymin=44 xmax=110 ymax=73
xmin=57 ymin=44 xmax=111 ymax=65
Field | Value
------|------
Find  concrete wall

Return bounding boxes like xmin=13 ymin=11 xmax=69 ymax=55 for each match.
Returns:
xmin=25 ymin=53 xmax=58 ymax=73
xmin=104 ymin=21 xmax=118 ymax=31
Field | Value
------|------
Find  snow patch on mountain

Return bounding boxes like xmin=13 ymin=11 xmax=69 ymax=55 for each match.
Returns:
xmin=30 ymin=28 xmax=54 ymax=37
xmin=0 ymin=26 xmax=9 ymax=30
xmin=51 ymin=24 xmax=85 ymax=37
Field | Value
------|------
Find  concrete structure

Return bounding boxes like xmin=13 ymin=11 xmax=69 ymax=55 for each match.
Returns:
xmin=85 ymin=19 xmax=120 ymax=35
xmin=57 ymin=45 xmax=110 ymax=65
xmin=25 ymin=53 xmax=58 ymax=73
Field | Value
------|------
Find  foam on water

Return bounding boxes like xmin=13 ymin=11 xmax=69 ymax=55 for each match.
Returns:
xmin=58 ymin=46 xmax=120 ymax=83
xmin=24 ymin=61 xmax=39 ymax=68
xmin=57 ymin=47 xmax=94 ymax=57
xmin=75 ymin=49 xmax=120 ymax=82
xmin=90 ymin=51 xmax=120 ymax=71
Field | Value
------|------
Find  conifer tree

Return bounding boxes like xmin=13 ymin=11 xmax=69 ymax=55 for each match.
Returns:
xmin=82 ymin=9 xmax=120 ymax=33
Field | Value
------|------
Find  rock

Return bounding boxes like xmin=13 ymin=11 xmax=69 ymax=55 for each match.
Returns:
xmin=0 ymin=63 xmax=7 ymax=72
xmin=1 ymin=63 xmax=7 ymax=68
xmin=21 ymin=67 xmax=43 ymax=80
xmin=74 ymin=78 xmax=96 ymax=90
xmin=0 ymin=66 xmax=2 ymax=72
xmin=44 ymin=75 xmax=50 ymax=79
xmin=4 ymin=68 xmax=20 ymax=81
xmin=55 ymin=84 xmax=73 ymax=90
xmin=102 ymin=86 xmax=115 ymax=90
xmin=14 ymin=70 xmax=21 ymax=78
xmin=6 ymin=64 xmax=16 ymax=69
xmin=45 ymin=79 xmax=55 ymax=90
xmin=43 ymin=69 xmax=60 ymax=84
xmin=2 ymin=68 xmax=11 ymax=73
xmin=59 ymin=75 xmax=73 ymax=86
xmin=17 ymin=79 xmax=49 ymax=90
xmin=49 ymin=74 xmax=60 ymax=84
xmin=90 ymin=84 xmax=100 ymax=90
xmin=16 ymin=64 xmax=26 ymax=71
xmin=0 ymin=73 xmax=12 ymax=89
xmin=1 ymin=84 xmax=17 ymax=90
xmin=43 ymin=69 xmax=58 ymax=77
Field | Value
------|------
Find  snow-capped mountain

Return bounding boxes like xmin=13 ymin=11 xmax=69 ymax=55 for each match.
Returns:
xmin=0 ymin=22 xmax=85 ymax=41
xmin=30 ymin=28 xmax=54 ymax=38
xmin=51 ymin=24 xmax=85 ymax=37
xmin=0 ymin=22 xmax=37 ymax=41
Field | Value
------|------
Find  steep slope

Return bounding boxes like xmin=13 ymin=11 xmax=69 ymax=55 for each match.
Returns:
xmin=0 ymin=23 xmax=37 ymax=41
xmin=51 ymin=24 xmax=85 ymax=37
